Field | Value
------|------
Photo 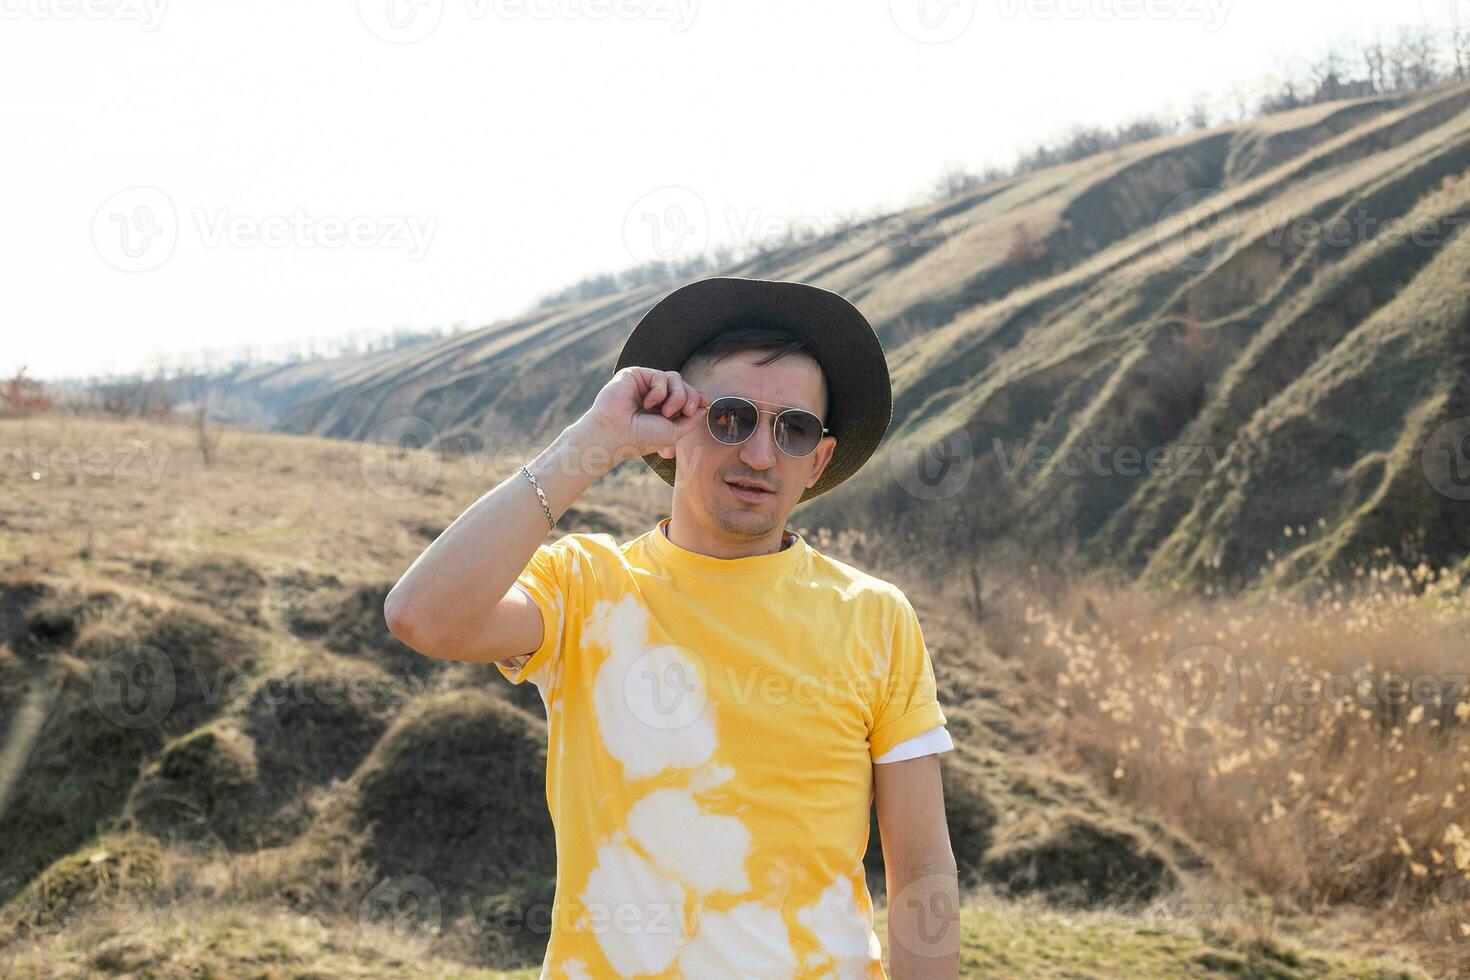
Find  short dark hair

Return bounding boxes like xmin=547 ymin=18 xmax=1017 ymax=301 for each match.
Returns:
xmin=679 ymin=327 xmax=829 ymax=419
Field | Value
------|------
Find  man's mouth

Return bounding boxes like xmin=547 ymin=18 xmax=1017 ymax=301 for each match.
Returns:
xmin=725 ymin=477 xmax=775 ymax=499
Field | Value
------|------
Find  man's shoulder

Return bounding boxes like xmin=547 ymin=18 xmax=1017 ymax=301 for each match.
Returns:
xmin=805 ymin=546 xmax=911 ymax=612
xmin=543 ymin=529 xmax=621 ymax=547
xmin=535 ymin=529 xmax=627 ymax=568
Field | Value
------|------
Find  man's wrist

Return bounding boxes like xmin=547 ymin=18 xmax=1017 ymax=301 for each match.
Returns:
xmin=550 ymin=422 xmax=622 ymax=482
xmin=559 ymin=420 xmax=632 ymax=476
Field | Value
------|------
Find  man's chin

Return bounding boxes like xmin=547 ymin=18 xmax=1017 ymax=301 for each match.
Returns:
xmin=711 ymin=504 xmax=778 ymax=535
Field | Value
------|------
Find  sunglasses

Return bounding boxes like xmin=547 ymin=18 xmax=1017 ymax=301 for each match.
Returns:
xmin=706 ymin=395 xmax=829 ymax=458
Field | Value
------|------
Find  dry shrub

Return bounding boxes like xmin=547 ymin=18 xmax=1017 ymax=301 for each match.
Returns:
xmin=836 ymin=509 xmax=1468 ymax=968
xmin=1006 ymin=221 xmax=1049 ymax=265
xmin=1005 ymin=551 xmax=1470 ymax=934
xmin=0 ymin=367 xmax=52 ymax=418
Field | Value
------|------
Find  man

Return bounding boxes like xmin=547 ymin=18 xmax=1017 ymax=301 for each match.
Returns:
xmin=385 ymin=276 xmax=960 ymax=978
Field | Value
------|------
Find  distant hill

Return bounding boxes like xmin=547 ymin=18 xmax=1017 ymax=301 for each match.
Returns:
xmin=208 ymin=82 xmax=1470 ymax=593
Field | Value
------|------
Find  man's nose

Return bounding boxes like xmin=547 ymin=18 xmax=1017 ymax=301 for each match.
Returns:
xmin=739 ymin=416 xmax=778 ymax=469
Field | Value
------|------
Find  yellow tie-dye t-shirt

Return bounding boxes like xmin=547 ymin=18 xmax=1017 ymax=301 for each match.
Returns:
xmin=497 ymin=515 xmax=947 ymax=979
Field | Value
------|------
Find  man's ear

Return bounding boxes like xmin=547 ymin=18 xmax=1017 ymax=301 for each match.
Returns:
xmin=806 ymin=434 xmax=837 ymax=488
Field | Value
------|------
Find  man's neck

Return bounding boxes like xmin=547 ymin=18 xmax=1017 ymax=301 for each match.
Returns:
xmin=662 ymin=518 xmax=794 ymax=552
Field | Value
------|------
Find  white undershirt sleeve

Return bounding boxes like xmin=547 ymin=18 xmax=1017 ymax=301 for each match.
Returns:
xmin=872 ymin=724 xmax=954 ymax=764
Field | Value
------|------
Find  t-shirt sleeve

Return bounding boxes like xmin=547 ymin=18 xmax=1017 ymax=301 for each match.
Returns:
xmin=873 ymin=724 xmax=954 ymax=764
xmin=867 ymin=593 xmax=947 ymax=762
xmin=496 ymin=534 xmax=578 ymax=687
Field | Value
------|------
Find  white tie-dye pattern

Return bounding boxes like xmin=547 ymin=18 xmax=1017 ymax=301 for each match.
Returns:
xmin=627 ymin=788 xmax=751 ymax=894
xmin=577 ymin=841 xmax=687 ymax=977
xmin=686 ymin=760 xmax=735 ymax=793
xmin=556 ymin=957 xmax=592 ymax=980
xmin=576 ymin=595 xmax=749 ymax=972
xmin=795 ymin=870 xmax=883 ymax=979
xmin=588 ymin=595 xmax=718 ymax=780
xmin=677 ymin=900 xmax=800 ymax=978
xmin=536 ymin=544 xmax=899 ymax=978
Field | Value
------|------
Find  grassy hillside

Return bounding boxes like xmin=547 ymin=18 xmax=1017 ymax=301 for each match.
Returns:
xmin=194 ymin=83 xmax=1470 ymax=594
xmin=1 ymin=416 xmax=1452 ymax=976
xmin=0 ymin=889 xmax=1431 ymax=978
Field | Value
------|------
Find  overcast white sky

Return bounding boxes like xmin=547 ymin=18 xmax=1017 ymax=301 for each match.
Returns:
xmin=1 ymin=0 xmax=1433 ymax=381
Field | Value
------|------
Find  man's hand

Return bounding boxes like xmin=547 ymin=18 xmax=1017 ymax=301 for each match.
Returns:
xmin=576 ymin=366 xmax=712 ymax=467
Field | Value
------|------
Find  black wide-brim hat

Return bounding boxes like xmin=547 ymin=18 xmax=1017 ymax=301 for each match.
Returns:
xmin=614 ymin=276 xmax=892 ymax=504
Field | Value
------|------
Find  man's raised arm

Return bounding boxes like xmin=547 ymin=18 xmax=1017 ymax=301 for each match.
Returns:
xmin=383 ymin=366 xmax=710 ymax=664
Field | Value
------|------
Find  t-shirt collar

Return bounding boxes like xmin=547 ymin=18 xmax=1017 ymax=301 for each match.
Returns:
xmin=650 ymin=516 xmax=807 ymax=575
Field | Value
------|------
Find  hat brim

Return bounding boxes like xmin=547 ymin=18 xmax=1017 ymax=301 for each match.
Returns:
xmin=613 ymin=276 xmax=892 ymax=504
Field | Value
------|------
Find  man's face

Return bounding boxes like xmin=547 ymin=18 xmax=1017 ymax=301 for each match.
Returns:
xmin=660 ymin=351 xmax=837 ymax=539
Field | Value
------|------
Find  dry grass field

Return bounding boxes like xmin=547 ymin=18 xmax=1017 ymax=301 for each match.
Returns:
xmin=1 ymin=413 xmax=1459 ymax=976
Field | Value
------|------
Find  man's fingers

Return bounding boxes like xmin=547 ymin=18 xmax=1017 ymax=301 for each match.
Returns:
xmin=675 ymin=400 xmax=708 ymax=432
xmin=643 ymin=373 xmax=665 ymax=408
xmin=638 ymin=370 xmax=702 ymax=419
xmin=664 ymin=377 xmax=689 ymax=417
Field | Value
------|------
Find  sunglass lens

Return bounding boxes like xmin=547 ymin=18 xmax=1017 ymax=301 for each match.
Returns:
xmin=709 ymin=397 xmax=756 ymax=445
xmin=776 ymin=411 xmax=823 ymax=456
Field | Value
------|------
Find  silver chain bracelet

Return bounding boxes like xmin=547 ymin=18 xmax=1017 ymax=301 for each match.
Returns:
xmin=520 ymin=464 xmax=556 ymax=531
